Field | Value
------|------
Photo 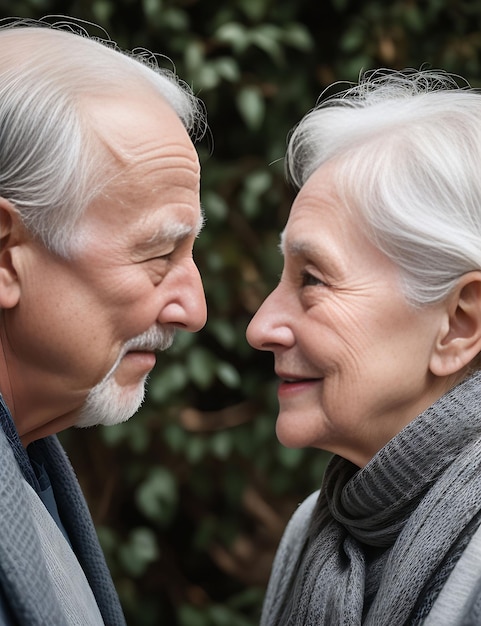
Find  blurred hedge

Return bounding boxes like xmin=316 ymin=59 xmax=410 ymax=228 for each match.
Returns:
xmin=3 ymin=1 xmax=481 ymax=624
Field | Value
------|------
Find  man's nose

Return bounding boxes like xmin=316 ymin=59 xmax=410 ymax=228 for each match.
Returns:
xmin=157 ymin=260 xmax=207 ymax=332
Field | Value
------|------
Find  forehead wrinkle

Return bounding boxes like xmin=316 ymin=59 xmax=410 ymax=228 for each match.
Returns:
xmin=100 ymin=145 xmax=200 ymax=207
xmin=121 ymin=157 xmax=200 ymax=192
xmin=109 ymin=139 xmax=199 ymax=170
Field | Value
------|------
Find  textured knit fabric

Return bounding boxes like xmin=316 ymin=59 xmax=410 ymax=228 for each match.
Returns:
xmin=261 ymin=372 xmax=481 ymax=626
xmin=24 ymin=479 xmax=105 ymax=624
xmin=0 ymin=396 xmax=126 ymax=625
xmin=423 ymin=521 xmax=481 ymax=625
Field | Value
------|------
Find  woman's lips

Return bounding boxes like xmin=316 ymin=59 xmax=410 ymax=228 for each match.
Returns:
xmin=277 ymin=376 xmax=322 ymax=396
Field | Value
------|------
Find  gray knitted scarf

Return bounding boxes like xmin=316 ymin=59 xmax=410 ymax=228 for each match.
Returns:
xmin=264 ymin=372 xmax=481 ymax=626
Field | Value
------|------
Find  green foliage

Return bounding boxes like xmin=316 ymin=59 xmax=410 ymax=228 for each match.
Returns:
xmin=8 ymin=0 xmax=481 ymax=623
xmin=118 ymin=527 xmax=161 ymax=577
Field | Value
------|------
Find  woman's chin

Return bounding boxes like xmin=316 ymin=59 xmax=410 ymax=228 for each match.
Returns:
xmin=275 ymin=413 xmax=322 ymax=450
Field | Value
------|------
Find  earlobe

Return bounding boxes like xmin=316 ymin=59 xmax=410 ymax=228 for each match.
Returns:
xmin=430 ymin=272 xmax=481 ymax=377
xmin=0 ymin=198 xmax=22 ymax=309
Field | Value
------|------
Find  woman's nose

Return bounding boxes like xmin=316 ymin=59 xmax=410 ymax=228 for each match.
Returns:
xmin=246 ymin=287 xmax=295 ymax=351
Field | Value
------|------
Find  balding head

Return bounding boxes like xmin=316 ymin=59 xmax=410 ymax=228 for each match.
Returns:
xmin=0 ymin=21 xmax=206 ymax=255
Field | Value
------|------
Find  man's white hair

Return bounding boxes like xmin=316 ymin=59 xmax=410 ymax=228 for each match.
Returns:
xmin=0 ymin=18 xmax=206 ymax=256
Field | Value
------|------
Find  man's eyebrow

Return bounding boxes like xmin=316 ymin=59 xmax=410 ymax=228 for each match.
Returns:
xmin=144 ymin=208 xmax=205 ymax=246
xmin=196 ymin=206 xmax=206 ymax=237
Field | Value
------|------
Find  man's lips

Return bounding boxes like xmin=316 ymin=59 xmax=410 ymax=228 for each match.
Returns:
xmin=123 ymin=350 xmax=156 ymax=368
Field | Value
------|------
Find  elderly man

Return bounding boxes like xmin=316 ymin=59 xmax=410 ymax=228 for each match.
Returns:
xmin=0 ymin=21 xmax=207 ymax=625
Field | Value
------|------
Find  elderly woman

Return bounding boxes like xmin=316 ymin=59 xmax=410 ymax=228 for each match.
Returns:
xmin=247 ymin=70 xmax=481 ymax=625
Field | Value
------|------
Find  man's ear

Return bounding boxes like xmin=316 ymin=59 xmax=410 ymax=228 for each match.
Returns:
xmin=430 ymin=272 xmax=481 ymax=377
xmin=0 ymin=197 xmax=22 ymax=309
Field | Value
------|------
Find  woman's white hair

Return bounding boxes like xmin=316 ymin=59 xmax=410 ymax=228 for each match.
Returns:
xmin=286 ymin=69 xmax=481 ymax=306
xmin=0 ymin=18 xmax=206 ymax=256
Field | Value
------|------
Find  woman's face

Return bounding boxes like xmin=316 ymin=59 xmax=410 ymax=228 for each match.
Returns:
xmin=246 ymin=164 xmax=450 ymax=467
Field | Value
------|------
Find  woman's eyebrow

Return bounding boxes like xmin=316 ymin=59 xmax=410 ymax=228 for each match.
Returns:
xmin=279 ymin=231 xmax=320 ymax=257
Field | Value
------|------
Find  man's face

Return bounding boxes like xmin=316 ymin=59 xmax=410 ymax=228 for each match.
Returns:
xmin=2 ymin=93 xmax=207 ymax=442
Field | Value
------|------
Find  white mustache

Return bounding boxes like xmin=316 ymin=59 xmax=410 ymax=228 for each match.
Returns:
xmin=101 ymin=326 xmax=176 ymax=383
xmin=123 ymin=325 xmax=176 ymax=353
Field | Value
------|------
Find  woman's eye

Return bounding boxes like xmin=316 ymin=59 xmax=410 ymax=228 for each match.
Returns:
xmin=301 ymin=270 xmax=326 ymax=287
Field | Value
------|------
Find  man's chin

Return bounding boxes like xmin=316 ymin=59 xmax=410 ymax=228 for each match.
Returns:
xmin=75 ymin=376 xmax=147 ymax=428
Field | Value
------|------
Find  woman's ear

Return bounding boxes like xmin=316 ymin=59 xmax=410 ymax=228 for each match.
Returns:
xmin=0 ymin=198 xmax=22 ymax=309
xmin=430 ymin=272 xmax=481 ymax=377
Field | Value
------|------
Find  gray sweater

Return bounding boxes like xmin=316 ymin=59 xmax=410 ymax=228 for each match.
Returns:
xmin=0 ymin=396 xmax=126 ymax=625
